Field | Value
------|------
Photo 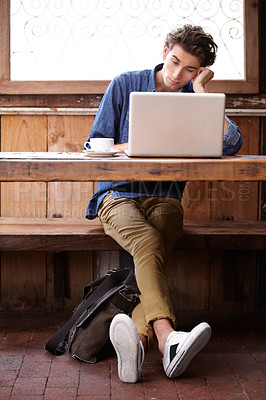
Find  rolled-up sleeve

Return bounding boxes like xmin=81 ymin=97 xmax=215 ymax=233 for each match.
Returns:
xmin=223 ymin=116 xmax=243 ymax=155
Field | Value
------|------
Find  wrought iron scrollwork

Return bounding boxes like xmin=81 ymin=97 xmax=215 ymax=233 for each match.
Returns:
xmin=11 ymin=0 xmax=244 ymax=80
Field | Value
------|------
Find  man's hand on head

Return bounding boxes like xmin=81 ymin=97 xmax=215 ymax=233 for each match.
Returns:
xmin=192 ymin=67 xmax=214 ymax=93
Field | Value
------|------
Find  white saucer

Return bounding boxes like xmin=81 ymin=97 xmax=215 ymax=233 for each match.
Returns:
xmin=83 ymin=149 xmax=120 ymax=157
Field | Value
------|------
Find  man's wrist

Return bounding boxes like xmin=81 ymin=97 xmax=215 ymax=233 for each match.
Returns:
xmin=193 ymin=84 xmax=207 ymax=93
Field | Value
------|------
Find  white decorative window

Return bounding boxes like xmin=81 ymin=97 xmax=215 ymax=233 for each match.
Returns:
xmin=10 ymin=0 xmax=244 ymax=81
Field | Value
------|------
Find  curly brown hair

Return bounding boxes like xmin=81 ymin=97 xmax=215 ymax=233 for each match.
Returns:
xmin=164 ymin=24 xmax=218 ymax=67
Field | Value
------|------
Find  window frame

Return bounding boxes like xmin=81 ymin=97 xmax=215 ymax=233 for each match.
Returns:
xmin=0 ymin=0 xmax=259 ymax=95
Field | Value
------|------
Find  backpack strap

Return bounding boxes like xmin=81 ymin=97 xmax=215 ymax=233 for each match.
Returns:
xmin=83 ymin=268 xmax=120 ymax=298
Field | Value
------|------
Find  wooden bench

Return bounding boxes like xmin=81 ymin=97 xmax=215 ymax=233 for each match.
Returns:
xmin=0 ymin=218 xmax=265 ymax=252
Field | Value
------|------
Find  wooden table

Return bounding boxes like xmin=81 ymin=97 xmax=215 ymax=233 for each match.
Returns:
xmin=0 ymin=152 xmax=266 ymax=182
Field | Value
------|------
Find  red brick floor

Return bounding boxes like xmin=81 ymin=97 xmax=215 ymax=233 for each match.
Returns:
xmin=0 ymin=313 xmax=266 ymax=400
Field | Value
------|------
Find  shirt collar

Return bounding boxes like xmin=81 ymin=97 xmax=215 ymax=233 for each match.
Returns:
xmin=148 ymin=63 xmax=164 ymax=92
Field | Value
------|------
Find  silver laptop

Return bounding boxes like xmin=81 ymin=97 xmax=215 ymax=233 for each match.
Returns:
xmin=125 ymin=92 xmax=225 ymax=158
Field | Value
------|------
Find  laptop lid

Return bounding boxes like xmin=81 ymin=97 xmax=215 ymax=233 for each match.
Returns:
xmin=126 ymin=92 xmax=225 ymax=158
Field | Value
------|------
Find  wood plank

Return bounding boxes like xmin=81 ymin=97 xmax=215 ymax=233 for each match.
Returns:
xmin=167 ymin=251 xmax=211 ymax=312
xmin=47 ymin=182 xmax=93 ymax=218
xmin=0 ymin=218 xmax=265 ymax=251
xmin=46 ymin=250 xmax=94 ymax=312
xmin=0 ymin=77 xmax=258 ymax=95
xmin=0 ymin=116 xmax=47 ymax=151
xmin=0 ymin=116 xmax=48 ymax=217
xmin=209 ymin=251 xmax=258 ymax=312
xmin=47 ymin=115 xmax=95 ymax=308
xmin=178 ymin=116 xmax=261 ymax=312
xmin=1 ymin=218 xmax=265 ymax=235
xmin=0 ymin=0 xmax=9 ymax=81
xmin=0 ymin=115 xmax=48 ymax=311
xmin=0 ymin=79 xmax=110 ymax=95
xmin=47 ymin=115 xmax=94 ymax=219
xmin=47 ymin=115 xmax=93 ymax=152
xmin=211 ymin=117 xmax=260 ymax=221
xmin=63 ymin=251 xmax=94 ymax=311
xmin=46 ymin=252 xmax=64 ymax=311
xmin=1 ymin=182 xmax=47 ymax=218
xmin=182 ymin=182 xmax=211 ymax=220
xmin=0 ymin=94 xmax=103 ymax=108
xmin=0 ymin=94 xmax=265 ymax=109
xmin=0 ymin=252 xmax=47 ymax=311
xmin=178 ymin=179 xmax=211 ymax=311
xmin=226 ymin=94 xmax=266 ymax=110
xmin=1 ymin=154 xmax=266 ymax=182
xmin=206 ymin=117 xmax=260 ymax=311
xmin=244 ymin=0 xmax=259 ymax=93
xmin=95 ymin=251 xmax=120 ymax=278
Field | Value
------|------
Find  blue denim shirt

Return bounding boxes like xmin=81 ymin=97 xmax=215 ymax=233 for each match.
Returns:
xmin=85 ymin=64 xmax=242 ymax=219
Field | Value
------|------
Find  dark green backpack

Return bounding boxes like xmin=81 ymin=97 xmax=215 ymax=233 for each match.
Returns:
xmin=45 ymin=268 xmax=139 ymax=363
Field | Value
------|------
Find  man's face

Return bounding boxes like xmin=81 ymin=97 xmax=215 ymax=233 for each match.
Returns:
xmin=160 ymin=43 xmax=201 ymax=92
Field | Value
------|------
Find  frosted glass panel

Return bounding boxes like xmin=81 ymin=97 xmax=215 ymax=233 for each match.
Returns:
xmin=10 ymin=0 xmax=244 ymax=81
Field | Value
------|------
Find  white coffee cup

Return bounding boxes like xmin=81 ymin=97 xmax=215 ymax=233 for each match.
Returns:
xmin=84 ymin=138 xmax=114 ymax=152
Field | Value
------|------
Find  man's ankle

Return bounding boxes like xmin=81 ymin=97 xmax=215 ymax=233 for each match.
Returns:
xmin=139 ymin=334 xmax=147 ymax=351
xmin=153 ymin=319 xmax=174 ymax=356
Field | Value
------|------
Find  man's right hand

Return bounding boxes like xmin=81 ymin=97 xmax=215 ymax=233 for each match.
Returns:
xmin=192 ymin=67 xmax=214 ymax=93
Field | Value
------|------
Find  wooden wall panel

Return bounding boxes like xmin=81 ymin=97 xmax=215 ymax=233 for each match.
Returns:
xmin=63 ymin=251 xmax=94 ymax=311
xmin=209 ymin=251 xmax=257 ymax=311
xmin=182 ymin=117 xmax=260 ymax=222
xmin=205 ymin=117 xmax=260 ymax=312
xmin=178 ymin=183 xmax=212 ymax=310
xmin=0 ymin=115 xmax=47 ymax=311
xmin=47 ymin=181 xmax=93 ymax=219
xmin=1 ymin=115 xmax=47 ymax=217
xmin=211 ymin=117 xmax=260 ymax=221
xmin=1 ymin=115 xmax=47 ymax=150
xmin=1 ymin=252 xmax=47 ymax=310
xmin=1 ymin=182 xmax=46 ymax=218
xmin=47 ymin=115 xmax=95 ymax=310
xmin=167 ymin=251 xmax=211 ymax=312
xmin=44 ymin=251 xmax=95 ymax=311
xmin=47 ymin=115 xmax=94 ymax=219
xmin=47 ymin=115 xmax=93 ymax=152
xmin=169 ymin=117 xmax=261 ymax=314
xmin=182 ymin=182 xmax=211 ymax=220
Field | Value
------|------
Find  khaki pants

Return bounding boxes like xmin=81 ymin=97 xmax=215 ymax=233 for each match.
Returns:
xmin=98 ymin=193 xmax=184 ymax=349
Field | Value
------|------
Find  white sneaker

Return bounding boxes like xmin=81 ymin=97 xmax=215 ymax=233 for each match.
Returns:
xmin=163 ymin=322 xmax=211 ymax=378
xmin=109 ymin=313 xmax=144 ymax=383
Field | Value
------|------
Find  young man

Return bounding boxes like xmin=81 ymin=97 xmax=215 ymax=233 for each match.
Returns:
xmin=85 ymin=25 xmax=242 ymax=383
